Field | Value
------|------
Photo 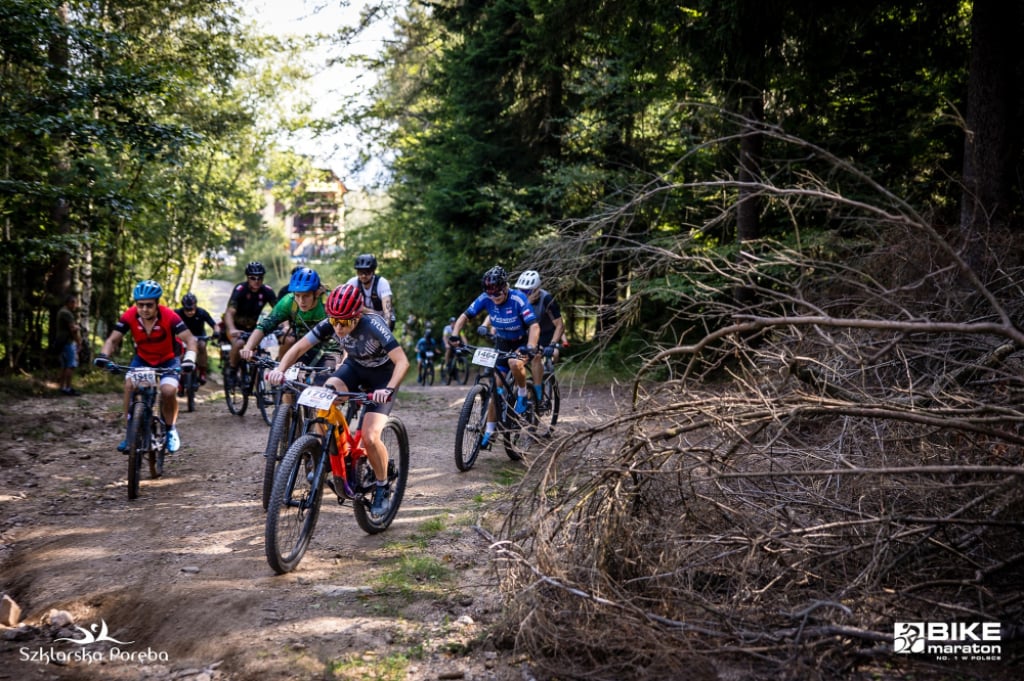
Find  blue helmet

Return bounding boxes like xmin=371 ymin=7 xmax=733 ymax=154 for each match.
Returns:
xmin=289 ymin=267 xmax=321 ymax=293
xmin=133 ymin=279 xmax=163 ymax=301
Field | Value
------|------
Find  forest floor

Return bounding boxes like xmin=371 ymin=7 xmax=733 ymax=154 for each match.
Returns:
xmin=0 ymin=372 xmax=611 ymax=681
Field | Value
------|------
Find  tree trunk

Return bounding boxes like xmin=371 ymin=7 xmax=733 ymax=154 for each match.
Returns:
xmin=959 ymin=0 xmax=1024 ymax=274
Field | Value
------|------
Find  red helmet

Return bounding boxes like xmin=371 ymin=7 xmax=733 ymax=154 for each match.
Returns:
xmin=326 ymin=284 xmax=363 ymax=319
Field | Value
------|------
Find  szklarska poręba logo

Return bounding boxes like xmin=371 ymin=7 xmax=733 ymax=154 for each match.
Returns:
xmin=55 ymin=619 xmax=133 ymax=646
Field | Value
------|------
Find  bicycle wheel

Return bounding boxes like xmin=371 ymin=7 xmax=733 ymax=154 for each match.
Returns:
xmin=425 ymin=360 xmax=434 ymax=386
xmin=149 ymin=415 xmax=166 ymax=479
xmin=256 ymin=370 xmax=274 ymax=426
xmin=126 ymin=402 xmax=146 ymax=500
xmin=532 ymin=374 xmax=561 ymax=438
xmin=454 ymin=384 xmax=489 ymax=471
xmin=444 ymin=359 xmax=455 ymax=385
xmin=185 ymin=372 xmax=197 ymax=413
xmin=501 ymin=390 xmax=527 ymax=462
xmin=262 ymin=402 xmax=299 ymax=511
xmin=353 ymin=417 xmax=409 ymax=534
xmin=265 ymin=434 xmax=325 ymax=574
xmin=457 ymin=356 xmax=470 ymax=385
xmin=225 ymin=363 xmax=249 ymax=416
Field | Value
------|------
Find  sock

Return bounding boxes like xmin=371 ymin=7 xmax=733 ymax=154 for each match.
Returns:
xmin=517 ymin=387 xmax=528 ymax=398
xmin=534 ymin=385 xmax=543 ymax=401
xmin=485 ymin=422 xmax=496 ymax=434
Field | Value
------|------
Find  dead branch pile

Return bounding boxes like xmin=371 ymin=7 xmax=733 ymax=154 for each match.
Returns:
xmin=493 ymin=165 xmax=1024 ymax=679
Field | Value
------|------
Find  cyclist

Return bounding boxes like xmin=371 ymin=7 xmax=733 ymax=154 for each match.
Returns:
xmin=448 ymin=266 xmax=540 ymax=447
xmin=266 ymin=283 xmax=409 ymax=516
xmin=345 ymin=254 xmax=396 ymax=330
xmin=223 ymin=261 xmax=277 ymax=386
xmin=174 ymin=292 xmax=219 ymax=387
xmin=240 ymin=267 xmax=339 ymax=374
xmin=441 ymin=316 xmax=464 ymax=372
xmin=514 ymin=270 xmax=565 ymax=411
xmin=94 ymin=280 xmax=197 ymax=453
xmin=415 ymin=323 xmax=438 ymax=383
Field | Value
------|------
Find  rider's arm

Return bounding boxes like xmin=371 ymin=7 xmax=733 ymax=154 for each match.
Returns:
xmin=449 ymin=313 xmax=470 ymax=339
xmin=386 ymin=345 xmax=410 ymax=391
xmin=223 ymin=304 xmax=238 ymax=337
xmin=178 ymin=329 xmax=198 ymax=354
xmin=241 ymin=328 xmax=265 ymax=356
xmin=275 ymin=334 xmax=315 ymax=375
xmin=526 ymin=321 xmax=541 ymax=349
xmin=100 ymin=329 xmax=125 ymax=357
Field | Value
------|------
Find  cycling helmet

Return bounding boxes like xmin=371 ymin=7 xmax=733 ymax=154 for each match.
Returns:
xmin=326 ymin=284 xmax=363 ymax=319
xmin=481 ymin=266 xmax=508 ymax=294
xmin=288 ymin=267 xmax=321 ymax=293
xmin=353 ymin=253 xmax=378 ymax=271
xmin=132 ymin=279 xmax=163 ymax=301
xmin=515 ymin=270 xmax=541 ymax=290
xmin=181 ymin=292 xmax=198 ymax=309
xmin=245 ymin=261 xmax=266 ymax=277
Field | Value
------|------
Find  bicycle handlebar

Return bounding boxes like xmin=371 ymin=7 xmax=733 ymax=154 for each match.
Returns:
xmin=96 ymin=361 xmax=180 ymax=376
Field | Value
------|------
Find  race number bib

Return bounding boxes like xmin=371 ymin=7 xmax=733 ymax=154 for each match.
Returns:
xmin=127 ymin=368 xmax=157 ymax=387
xmin=297 ymin=386 xmax=337 ymax=409
xmin=472 ymin=347 xmax=499 ymax=368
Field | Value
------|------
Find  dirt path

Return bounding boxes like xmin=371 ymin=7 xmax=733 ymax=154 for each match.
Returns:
xmin=0 ymin=377 xmax=604 ymax=680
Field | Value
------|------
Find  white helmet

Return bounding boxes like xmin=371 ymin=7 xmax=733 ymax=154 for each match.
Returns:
xmin=515 ymin=270 xmax=541 ymax=290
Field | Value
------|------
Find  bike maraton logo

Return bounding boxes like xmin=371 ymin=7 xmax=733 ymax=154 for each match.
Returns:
xmin=19 ymin=618 xmax=169 ymax=666
xmin=894 ymin=621 xmax=1002 ymax=662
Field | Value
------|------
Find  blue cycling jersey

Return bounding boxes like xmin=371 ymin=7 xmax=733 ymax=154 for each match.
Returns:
xmin=464 ymin=289 xmax=538 ymax=341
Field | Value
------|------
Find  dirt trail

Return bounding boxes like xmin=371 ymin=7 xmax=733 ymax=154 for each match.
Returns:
xmin=0 ymin=377 xmax=605 ymax=680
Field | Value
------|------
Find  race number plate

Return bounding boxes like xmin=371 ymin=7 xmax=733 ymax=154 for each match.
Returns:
xmin=127 ymin=368 xmax=157 ymax=387
xmin=297 ymin=386 xmax=337 ymax=409
xmin=220 ymin=343 xmax=232 ymax=353
xmin=285 ymin=366 xmax=301 ymax=381
xmin=472 ymin=347 xmax=499 ymax=368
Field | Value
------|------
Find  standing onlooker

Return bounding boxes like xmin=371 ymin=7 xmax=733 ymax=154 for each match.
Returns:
xmin=55 ymin=294 xmax=82 ymax=396
xmin=345 ymin=254 xmax=396 ymax=330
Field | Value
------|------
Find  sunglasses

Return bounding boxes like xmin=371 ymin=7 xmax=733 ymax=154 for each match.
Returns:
xmin=136 ymin=301 xmax=156 ymax=309
xmin=356 ymin=269 xmax=373 ymax=276
xmin=247 ymin=275 xmax=263 ymax=281
xmin=485 ymin=287 xmax=506 ymax=298
xmin=329 ymin=317 xmax=356 ymax=329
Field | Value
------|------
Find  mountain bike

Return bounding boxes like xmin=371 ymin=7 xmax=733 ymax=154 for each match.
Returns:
xmin=102 ymin=362 xmax=179 ymax=500
xmin=417 ymin=350 xmax=436 ymax=386
xmin=179 ymin=335 xmax=211 ymax=413
xmin=453 ymin=344 xmax=540 ymax=471
xmin=265 ymin=385 xmax=410 ymax=573
xmin=223 ymin=331 xmax=275 ymax=425
xmin=261 ymin=362 xmax=336 ymax=511
xmin=444 ymin=349 xmax=470 ymax=385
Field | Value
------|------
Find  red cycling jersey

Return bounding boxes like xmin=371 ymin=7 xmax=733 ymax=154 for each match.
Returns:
xmin=113 ymin=305 xmax=188 ymax=365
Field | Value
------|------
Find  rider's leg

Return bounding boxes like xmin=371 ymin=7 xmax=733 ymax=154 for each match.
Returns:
xmin=160 ymin=381 xmax=180 ymax=427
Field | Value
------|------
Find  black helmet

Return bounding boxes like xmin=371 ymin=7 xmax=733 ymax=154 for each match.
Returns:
xmin=353 ymin=254 xmax=377 ymax=271
xmin=245 ymin=261 xmax=266 ymax=277
xmin=481 ymin=266 xmax=508 ymax=294
xmin=181 ymin=292 xmax=198 ymax=309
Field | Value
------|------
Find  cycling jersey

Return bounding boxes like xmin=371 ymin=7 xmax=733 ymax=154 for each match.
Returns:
xmin=305 ymin=313 xmax=399 ymax=369
xmin=344 ymin=274 xmax=392 ymax=312
xmin=464 ymin=289 xmax=537 ymax=341
xmin=227 ymin=283 xmax=277 ymax=330
xmin=174 ymin=306 xmax=218 ymax=338
xmin=113 ymin=305 xmax=188 ymax=365
xmin=259 ymin=293 xmax=341 ymax=362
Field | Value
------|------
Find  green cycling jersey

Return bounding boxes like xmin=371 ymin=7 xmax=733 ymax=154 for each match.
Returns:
xmin=258 ymin=293 xmax=342 ymax=357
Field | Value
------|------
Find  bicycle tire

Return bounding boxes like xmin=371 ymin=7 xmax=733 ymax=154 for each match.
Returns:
xmin=353 ymin=417 xmax=410 ymax=534
xmin=265 ymin=434 xmax=325 ymax=574
xmin=501 ymin=390 xmax=526 ymax=461
xmin=457 ymin=356 xmax=469 ymax=385
xmin=444 ymin=359 xmax=454 ymax=385
xmin=425 ymin=360 xmax=434 ymax=386
xmin=454 ymin=384 xmax=488 ymax=471
xmin=149 ymin=415 xmax=166 ymax=479
xmin=225 ymin=363 xmax=249 ymax=416
xmin=532 ymin=373 xmax=561 ymax=438
xmin=186 ymin=372 xmax=197 ymax=412
xmin=256 ymin=370 xmax=274 ymax=426
xmin=126 ymin=401 xmax=146 ymax=500
xmin=262 ymin=403 xmax=296 ymax=510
